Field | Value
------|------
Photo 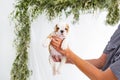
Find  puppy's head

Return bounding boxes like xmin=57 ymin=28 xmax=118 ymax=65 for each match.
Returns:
xmin=54 ymin=23 xmax=69 ymax=38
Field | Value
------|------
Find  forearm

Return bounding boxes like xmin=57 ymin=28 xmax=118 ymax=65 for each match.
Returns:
xmin=86 ymin=59 xmax=103 ymax=69
xmin=66 ymin=50 xmax=103 ymax=80
xmin=86 ymin=53 xmax=107 ymax=69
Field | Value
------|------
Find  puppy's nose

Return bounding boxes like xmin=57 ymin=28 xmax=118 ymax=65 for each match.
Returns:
xmin=60 ymin=30 xmax=64 ymax=33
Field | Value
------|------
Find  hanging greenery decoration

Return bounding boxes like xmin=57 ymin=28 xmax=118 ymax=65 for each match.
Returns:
xmin=10 ymin=0 xmax=31 ymax=80
xmin=10 ymin=0 xmax=120 ymax=80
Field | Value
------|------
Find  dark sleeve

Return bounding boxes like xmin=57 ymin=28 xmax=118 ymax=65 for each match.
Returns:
xmin=110 ymin=60 xmax=120 ymax=79
xmin=103 ymin=24 xmax=120 ymax=54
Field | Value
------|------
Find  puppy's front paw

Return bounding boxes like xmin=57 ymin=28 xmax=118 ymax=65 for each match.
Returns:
xmin=61 ymin=40 xmax=67 ymax=50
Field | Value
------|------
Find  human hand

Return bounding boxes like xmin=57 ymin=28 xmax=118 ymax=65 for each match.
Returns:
xmin=50 ymin=36 xmax=69 ymax=55
xmin=50 ymin=36 xmax=74 ymax=64
xmin=51 ymin=55 xmax=74 ymax=64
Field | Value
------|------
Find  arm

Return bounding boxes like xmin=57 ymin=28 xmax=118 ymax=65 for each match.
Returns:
xmin=86 ymin=53 xmax=107 ymax=69
xmin=67 ymin=49 xmax=117 ymax=80
xmin=51 ymin=36 xmax=117 ymax=80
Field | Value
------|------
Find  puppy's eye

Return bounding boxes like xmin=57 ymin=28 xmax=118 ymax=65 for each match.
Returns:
xmin=65 ymin=28 xmax=68 ymax=31
xmin=56 ymin=27 xmax=59 ymax=30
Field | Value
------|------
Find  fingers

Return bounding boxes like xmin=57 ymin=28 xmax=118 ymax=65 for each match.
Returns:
xmin=51 ymin=38 xmax=62 ymax=52
xmin=50 ymin=36 xmax=66 ymax=56
xmin=51 ymin=38 xmax=66 ymax=55
xmin=52 ymin=55 xmax=61 ymax=62
xmin=52 ymin=55 xmax=57 ymax=62
xmin=52 ymin=36 xmax=62 ymax=44
xmin=52 ymin=36 xmax=60 ymax=41
xmin=51 ymin=39 xmax=58 ymax=48
xmin=52 ymin=55 xmax=74 ymax=64
xmin=51 ymin=38 xmax=59 ymax=47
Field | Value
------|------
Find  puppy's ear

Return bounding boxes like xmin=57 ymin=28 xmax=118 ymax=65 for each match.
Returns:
xmin=65 ymin=24 xmax=69 ymax=32
xmin=66 ymin=24 xmax=69 ymax=28
xmin=54 ymin=24 xmax=59 ymax=32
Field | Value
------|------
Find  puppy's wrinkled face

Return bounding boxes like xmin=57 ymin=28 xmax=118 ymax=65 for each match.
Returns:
xmin=54 ymin=23 xmax=69 ymax=38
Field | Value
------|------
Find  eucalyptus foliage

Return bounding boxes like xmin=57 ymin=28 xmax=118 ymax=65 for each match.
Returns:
xmin=29 ymin=0 xmax=120 ymax=25
xmin=11 ymin=0 xmax=31 ymax=80
xmin=11 ymin=0 xmax=120 ymax=80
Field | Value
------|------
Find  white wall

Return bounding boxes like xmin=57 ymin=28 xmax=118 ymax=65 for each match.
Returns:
xmin=0 ymin=0 xmax=15 ymax=80
xmin=30 ymin=13 xmax=118 ymax=80
xmin=0 ymin=0 xmax=119 ymax=80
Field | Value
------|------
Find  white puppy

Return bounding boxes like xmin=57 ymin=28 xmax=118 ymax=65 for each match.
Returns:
xmin=43 ymin=23 xmax=69 ymax=75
